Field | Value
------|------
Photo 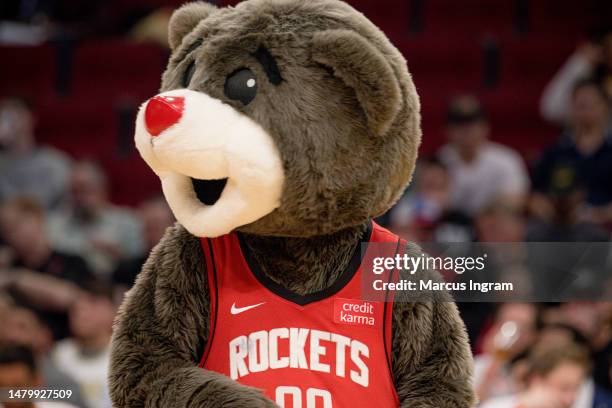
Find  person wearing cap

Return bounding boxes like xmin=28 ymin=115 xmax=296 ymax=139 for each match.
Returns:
xmin=438 ymin=95 xmax=530 ymax=216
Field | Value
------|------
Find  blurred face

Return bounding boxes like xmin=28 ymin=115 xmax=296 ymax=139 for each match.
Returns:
xmin=538 ymin=327 xmax=575 ymax=348
xmin=69 ymin=294 xmax=115 ymax=341
xmin=476 ymin=210 xmax=525 ymax=242
xmin=70 ymin=166 xmax=106 ymax=214
xmin=0 ymin=363 xmax=34 ymax=388
xmin=0 ymin=101 xmax=34 ymax=151
xmin=447 ymin=120 xmax=489 ymax=158
xmin=0 ymin=362 xmax=40 ymax=398
xmin=0 ymin=362 xmax=38 ymax=408
xmin=0 ymin=308 xmax=52 ymax=355
xmin=0 ymin=209 xmax=46 ymax=256
xmin=571 ymin=85 xmax=609 ymax=128
xmin=140 ymin=200 xmax=174 ymax=249
xmin=416 ymin=164 xmax=449 ymax=205
xmin=532 ymin=362 xmax=586 ymax=408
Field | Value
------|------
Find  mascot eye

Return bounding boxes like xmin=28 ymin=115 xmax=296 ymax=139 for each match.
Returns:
xmin=182 ymin=61 xmax=196 ymax=88
xmin=224 ymin=68 xmax=258 ymax=105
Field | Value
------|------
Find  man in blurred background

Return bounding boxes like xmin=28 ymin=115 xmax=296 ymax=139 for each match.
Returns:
xmin=541 ymin=28 xmax=612 ymax=125
xmin=50 ymin=282 xmax=114 ymax=408
xmin=0 ymin=98 xmax=70 ymax=210
xmin=47 ymin=160 xmax=143 ymax=278
xmin=388 ymin=157 xmax=474 ymax=243
xmin=0 ymin=197 xmax=93 ymax=340
xmin=438 ymin=95 xmax=530 ymax=216
xmin=531 ymin=79 xmax=612 ymax=226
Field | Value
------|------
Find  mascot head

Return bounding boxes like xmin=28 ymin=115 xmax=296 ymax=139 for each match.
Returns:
xmin=135 ymin=0 xmax=421 ymax=238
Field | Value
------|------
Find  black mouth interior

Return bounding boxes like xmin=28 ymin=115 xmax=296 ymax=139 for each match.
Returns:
xmin=191 ymin=178 xmax=228 ymax=205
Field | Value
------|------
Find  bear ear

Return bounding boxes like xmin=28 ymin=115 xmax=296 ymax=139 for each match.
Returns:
xmin=168 ymin=2 xmax=218 ymax=50
xmin=312 ymin=30 xmax=402 ymax=137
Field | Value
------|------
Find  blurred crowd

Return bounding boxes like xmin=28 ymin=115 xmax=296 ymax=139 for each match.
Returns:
xmin=382 ymin=28 xmax=612 ymax=408
xmin=0 ymin=10 xmax=610 ymax=408
xmin=473 ymin=302 xmax=612 ymax=408
xmin=0 ymin=98 xmax=175 ymax=407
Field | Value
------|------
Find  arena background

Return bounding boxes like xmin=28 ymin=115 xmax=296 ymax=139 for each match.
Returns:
xmin=0 ymin=0 xmax=611 ymax=407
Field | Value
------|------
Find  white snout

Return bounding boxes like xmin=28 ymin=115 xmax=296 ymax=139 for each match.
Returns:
xmin=134 ymin=89 xmax=284 ymax=237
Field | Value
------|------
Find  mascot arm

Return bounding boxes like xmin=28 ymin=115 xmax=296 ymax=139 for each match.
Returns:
xmin=392 ymin=245 xmax=476 ymax=407
xmin=108 ymin=224 xmax=277 ymax=408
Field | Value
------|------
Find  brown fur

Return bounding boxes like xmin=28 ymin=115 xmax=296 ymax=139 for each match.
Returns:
xmin=110 ymin=1 xmax=474 ymax=406
xmin=160 ymin=0 xmax=420 ymax=237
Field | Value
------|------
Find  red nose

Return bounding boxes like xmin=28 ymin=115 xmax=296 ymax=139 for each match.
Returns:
xmin=144 ymin=95 xmax=185 ymax=136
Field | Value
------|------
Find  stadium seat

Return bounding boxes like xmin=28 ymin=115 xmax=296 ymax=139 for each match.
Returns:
xmin=0 ymin=44 xmax=56 ymax=100
xmin=71 ymin=40 xmax=166 ymax=100
xmin=35 ymin=95 xmax=119 ymax=157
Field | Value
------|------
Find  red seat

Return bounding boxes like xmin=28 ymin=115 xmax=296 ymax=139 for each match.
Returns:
xmin=0 ymin=45 xmax=56 ymax=99
xmin=71 ymin=40 xmax=166 ymax=100
xmin=35 ymin=96 xmax=119 ymax=157
xmin=423 ymin=0 xmax=515 ymax=37
xmin=500 ymin=36 xmax=577 ymax=86
xmin=396 ymin=36 xmax=482 ymax=91
xmin=529 ymin=0 xmax=607 ymax=37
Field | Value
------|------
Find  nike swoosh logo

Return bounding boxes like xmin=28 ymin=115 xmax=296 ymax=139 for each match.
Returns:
xmin=231 ymin=302 xmax=265 ymax=315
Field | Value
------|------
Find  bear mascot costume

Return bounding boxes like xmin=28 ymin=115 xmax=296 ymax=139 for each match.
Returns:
xmin=109 ymin=0 xmax=475 ymax=407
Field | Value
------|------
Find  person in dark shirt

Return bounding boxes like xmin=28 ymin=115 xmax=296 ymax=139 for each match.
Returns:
xmin=531 ymin=78 xmax=612 ymax=226
xmin=0 ymin=197 xmax=94 ymax=339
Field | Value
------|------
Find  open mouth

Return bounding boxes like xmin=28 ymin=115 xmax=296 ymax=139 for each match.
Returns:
xmin=191 ymin=177 xmax=228 ymax=205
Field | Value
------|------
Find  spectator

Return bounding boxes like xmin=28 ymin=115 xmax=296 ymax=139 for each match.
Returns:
xmin=475 ymin=201 xmax=527 ymax=243
xmin=0 ymin=344 xmax=78 ymax=408
xmin=481 ymin=342 xmax=591 ymax=408
xmin=544 ymin=302 xmax=612 ymax=394
xmin=438 ymin=95 xmax=530 ymax=216
xmin=47 ymin=160 xmax=143 ymax=278
xmin=389 ymin=158 xmax=473 ymax=243
xmin=0 ymin=197 xmax=94 ymax=339
xmin=532 ymin=79 xmax=612 ymax=226
xmin=51 ymin=282 xmax=114 ymax=408
xmin=0 ymin=303 xmax=89 ymax=408
xmin=0 ymin=197 xmax=94 ymax=286
xmin=0 ymin=98 xmax=71 ymax=209
xmin=474 ymin=303 xmax=539 ymax=403
xmin=540 ymin=29 xmax=612 ymax=125
xmin=470 ymin=203 xmax=532 ymax=302
xmin=112 ymin=195 xmax=173 ymax=290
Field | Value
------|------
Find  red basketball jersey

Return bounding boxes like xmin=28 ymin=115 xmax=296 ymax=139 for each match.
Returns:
xmin=199 ymin=221 xmax=401 ymax=408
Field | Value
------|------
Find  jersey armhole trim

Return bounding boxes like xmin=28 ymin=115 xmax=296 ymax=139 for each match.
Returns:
xmin=383 ymin=238 xmax=402 ymax=378
xmin=198 ymin=238 xmax=219 ymax=368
